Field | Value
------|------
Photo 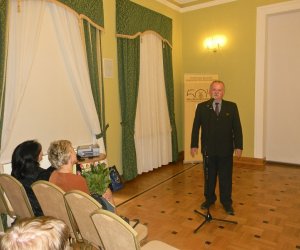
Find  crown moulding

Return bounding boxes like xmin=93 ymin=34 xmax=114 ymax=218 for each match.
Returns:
xmin=154 ymin=0 xmax=237 ymax=13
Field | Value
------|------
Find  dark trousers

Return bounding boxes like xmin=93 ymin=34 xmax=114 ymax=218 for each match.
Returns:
xmin=203 ymin=155 xmax=233 ymax=206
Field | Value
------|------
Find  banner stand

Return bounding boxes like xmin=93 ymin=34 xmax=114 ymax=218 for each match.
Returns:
xmin=183 ymin=74 xmax=218 ymax=164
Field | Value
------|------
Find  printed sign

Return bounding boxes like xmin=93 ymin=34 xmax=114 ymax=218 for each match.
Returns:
xmin=184 ymin=74 xmax=218 ymax=163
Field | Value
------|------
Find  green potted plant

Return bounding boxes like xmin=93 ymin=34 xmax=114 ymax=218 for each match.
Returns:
xmin=80 ymin=162 xmax=111 ymax=196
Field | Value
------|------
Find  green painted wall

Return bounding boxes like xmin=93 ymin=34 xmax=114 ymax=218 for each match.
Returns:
xmin=101 ymin=1 xmax=121 ymax=170
xmin=102 ymin=0 xmax=290 ymax=172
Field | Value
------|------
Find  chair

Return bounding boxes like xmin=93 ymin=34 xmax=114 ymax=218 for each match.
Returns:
xmin=31 ymin=180 xmax=81 ymax=243
xmin=91 ymin=209 xmax=179 ymax=250
xmin=64 ymin=190 xmax=148 ymax=249
xmin=0 ymin=174 xmax=34 ymax=220
xmin=0 ymin=186 xmax=14 ymax=232
xmin=64 ymin=190 xmax=104 ymax=249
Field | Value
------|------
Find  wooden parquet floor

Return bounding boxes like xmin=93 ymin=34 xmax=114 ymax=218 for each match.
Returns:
xmin=113 ymin=161 xmax=300 ymax=250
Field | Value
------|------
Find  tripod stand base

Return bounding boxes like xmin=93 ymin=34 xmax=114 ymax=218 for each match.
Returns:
xmin=193 ymin=209 xmax=238 ymax=233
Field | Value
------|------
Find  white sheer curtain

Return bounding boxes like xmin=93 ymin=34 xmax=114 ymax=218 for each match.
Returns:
xmin=0 ymin=0 xmax=105 ymax=163
xmin=135 ymin=32 xmax=172 ymax=174
xmin=48 ymin=3 xmax=105 ymax=153
xmin=1 ymin=0 xmax=46 ymax=157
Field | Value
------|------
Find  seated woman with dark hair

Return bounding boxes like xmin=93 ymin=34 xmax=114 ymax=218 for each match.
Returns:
xmin=11 ymin=140 xmax=55 ymax=216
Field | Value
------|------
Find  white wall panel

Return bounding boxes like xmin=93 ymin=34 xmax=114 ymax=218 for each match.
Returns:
xmin=265 ymin=10 xmax=300 ymax=164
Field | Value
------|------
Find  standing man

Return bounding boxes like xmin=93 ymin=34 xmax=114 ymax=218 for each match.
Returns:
xmin=190 ymin=80 xmax=243 ymax=215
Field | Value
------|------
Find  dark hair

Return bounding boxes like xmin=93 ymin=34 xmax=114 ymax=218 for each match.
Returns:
xmin=11 ymin=140 xmax=42 ymax=180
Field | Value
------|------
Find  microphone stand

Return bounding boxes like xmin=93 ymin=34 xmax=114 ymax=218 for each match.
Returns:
xmin=193 ymin=154 xmax=237 ymax=233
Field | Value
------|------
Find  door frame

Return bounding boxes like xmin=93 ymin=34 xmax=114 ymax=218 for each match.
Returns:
xmin=254 ymin=0 xmax=300 ymax=159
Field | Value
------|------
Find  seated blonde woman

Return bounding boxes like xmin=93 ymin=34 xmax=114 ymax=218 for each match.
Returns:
xmin=48 ymin=140 xmax=115 ymax=210
xmin=0 ymin=216 xmax=70 ymax=250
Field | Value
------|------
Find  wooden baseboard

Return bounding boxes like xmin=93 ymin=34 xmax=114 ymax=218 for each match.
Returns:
xmin=180 ymin=151 xmax=265 ymax=169
xmin=234 ymin=156 xmax=265 ymax=169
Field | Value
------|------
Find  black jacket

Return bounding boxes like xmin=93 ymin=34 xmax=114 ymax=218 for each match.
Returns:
xmin=191 ymin=99 xmax=243 ymax=157
xmin=18 ymin=166 xmax=55 ymax=216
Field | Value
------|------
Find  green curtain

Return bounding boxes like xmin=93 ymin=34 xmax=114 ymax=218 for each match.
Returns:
xmin=116 ymin=0 xmax=178 ymax=180
xmin=82 ymin=20 xmax=108 ymax=146
xmin=163 ymin=42 xmax=178 ymax=162
xmin=117 ymin=37 xmax=140 ymax=181
xmin=0 ymin=0 xmax=8 ymax=148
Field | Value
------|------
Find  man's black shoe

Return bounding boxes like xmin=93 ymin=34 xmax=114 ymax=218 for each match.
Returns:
xmin=223 ymin=205 xmax=234 ymax=215
xmin=200 ymin=201 xmax=214 ymax=210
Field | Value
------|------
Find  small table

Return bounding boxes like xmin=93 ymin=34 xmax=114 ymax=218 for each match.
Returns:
xmin=77 ymin=153 xmax=106 ymax=164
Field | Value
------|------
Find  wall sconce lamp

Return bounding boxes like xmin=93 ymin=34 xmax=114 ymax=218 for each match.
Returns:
xmin=204 ymin=35 xmax=227 ymax=52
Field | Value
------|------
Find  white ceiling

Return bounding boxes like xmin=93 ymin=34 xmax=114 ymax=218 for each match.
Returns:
xmin=155 ymin=0 xmax=237 ymax=12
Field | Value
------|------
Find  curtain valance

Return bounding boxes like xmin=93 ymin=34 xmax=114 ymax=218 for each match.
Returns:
xmin=57 ymin=0 xmax=104 ymax=29
xmin=116 ymin=0 xmax=172 ymax=45
xmin=13 ymin=0 xmax=104 ymax=29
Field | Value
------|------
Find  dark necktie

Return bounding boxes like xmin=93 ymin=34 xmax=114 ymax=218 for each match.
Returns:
xmin=215 ymin=103 xmax=220 ymax=116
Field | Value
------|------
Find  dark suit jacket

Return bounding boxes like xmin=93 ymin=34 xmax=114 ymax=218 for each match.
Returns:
xmin=191 ymin=99 xmax=243 ymax=157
